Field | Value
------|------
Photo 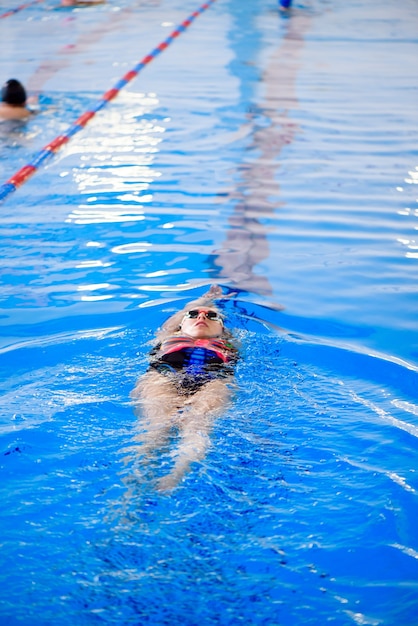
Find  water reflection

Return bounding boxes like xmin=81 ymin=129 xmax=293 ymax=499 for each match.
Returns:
xmin=67 ymin=206 xmax=146 ymax=224
xmin=63 ymin=94 xmax=164 ymax=227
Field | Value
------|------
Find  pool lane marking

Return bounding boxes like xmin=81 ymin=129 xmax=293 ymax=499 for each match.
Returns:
xmin=0 ymin=0 xmax=44 ymax=19
xmin=0 ymin=0 xmax=217 ymax=202
xmin=26 ymin=0 xmax=158 ymax=96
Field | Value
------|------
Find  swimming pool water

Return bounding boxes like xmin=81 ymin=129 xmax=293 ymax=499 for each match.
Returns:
xmin=1 ymin=0 xmax=418 ymax=624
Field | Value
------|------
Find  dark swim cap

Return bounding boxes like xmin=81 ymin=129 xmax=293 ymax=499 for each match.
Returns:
xmin=1 ymin=79 xmax=27 ymax=106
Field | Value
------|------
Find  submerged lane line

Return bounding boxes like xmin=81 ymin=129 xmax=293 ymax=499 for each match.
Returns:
xmin=26 ymin=0 xmax=160 ymax=95
xmin=0 ymin=0 xmax=44 ymax=20
xmin=0 ymin=0 xmax=217 ymax=203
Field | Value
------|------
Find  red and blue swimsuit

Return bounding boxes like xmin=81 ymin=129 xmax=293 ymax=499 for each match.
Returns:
xmin=150 ymin=335 xmax=236 ymax=393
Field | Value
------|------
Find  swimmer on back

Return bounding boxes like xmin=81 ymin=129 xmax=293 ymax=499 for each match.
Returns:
xmin=131 ymin=285 xmax=238 ymax=491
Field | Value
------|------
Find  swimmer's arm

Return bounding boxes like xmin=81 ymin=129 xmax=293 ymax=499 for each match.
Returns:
xmin=148 ymin=343 xmax=162 ymax=361
xmin=26 ymin=94 xmax=40 ymax=114
xmin=224 ymin=343 xmax=239 ymax=364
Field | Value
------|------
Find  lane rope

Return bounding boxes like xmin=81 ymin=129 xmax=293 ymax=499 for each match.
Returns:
xmin=0 ymin=0 xmax=44 ymax=19
xmin=0 ymin=0 xmax=217 ymax=202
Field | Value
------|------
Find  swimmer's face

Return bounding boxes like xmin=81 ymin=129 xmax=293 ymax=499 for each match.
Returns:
xmin=180 ymin=308 xmax=224 ymax=339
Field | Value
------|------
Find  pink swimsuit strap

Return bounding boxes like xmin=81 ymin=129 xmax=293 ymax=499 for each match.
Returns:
xmin=159 ymin=336 xmax=231 ymax=363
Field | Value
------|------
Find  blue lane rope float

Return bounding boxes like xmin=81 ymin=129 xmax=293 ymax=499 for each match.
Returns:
xmin=0 ymin=0 xmax=44 ymax=19
xmin=0 ymin=0 xmax=217 ymax=202
xmin=279 ymin=0 xmax=292 ymax=9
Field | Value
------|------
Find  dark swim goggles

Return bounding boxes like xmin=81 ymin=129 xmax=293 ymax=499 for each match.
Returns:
xmin=184 ymin=309 xmax=223 ymax=323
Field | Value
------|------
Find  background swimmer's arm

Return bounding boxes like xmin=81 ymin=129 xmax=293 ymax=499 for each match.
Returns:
xmin=25 ymin=94 xmax=40 ymax=114
xmin=60 ymin=0 xmax=106 ymax=6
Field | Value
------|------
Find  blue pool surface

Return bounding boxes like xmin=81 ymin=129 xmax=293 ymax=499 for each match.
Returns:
xmin=1 ymin=0 xmax=418 ymax=624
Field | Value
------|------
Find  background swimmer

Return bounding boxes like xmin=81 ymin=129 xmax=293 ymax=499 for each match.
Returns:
xmin=131 ymin=285 xmax=238 ymax=491
xmin=0 ymin=79 xmax=35 ymax=121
